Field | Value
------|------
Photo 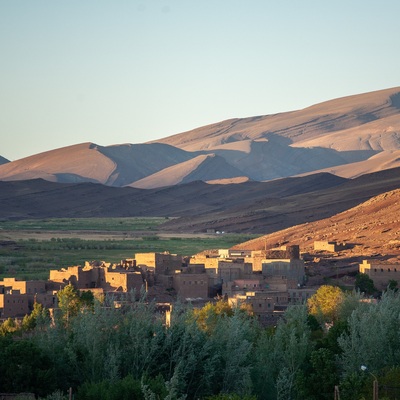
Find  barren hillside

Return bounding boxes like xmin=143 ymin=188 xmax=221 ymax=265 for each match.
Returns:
xmin=1 ymin=87 xmax=400 ymax=187
xmin=153 ymin=87 xmax=400 ymax=151
xmin=233 ymin=188 xmax=400 ymax=262
xmin=130 ymin=154 xmax=244 ymax=189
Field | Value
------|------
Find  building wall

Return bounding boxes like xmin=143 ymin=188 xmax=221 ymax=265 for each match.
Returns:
xmin=189 ymin=256 xmax=219 ymax=270
xmin=1 ymin=278 xmax=46 ymax=294
xmin=173 ymin=273 xmax=209 ymax=299
xmin=135 ymin=252 xmax=183 ymax=275
xmin=262 ymin=259 xmax=305 ymax=285
xmin=222 ymin=278 xmax=265 ymax=297
xmin=49 ymin=266 xmax=94 ymax=288
xmin=359 ymin=260 xmax=400 ymax=290
xmin=0 ymin=292 xmax=30 ymax=318
xmin=109 ymin=271 xmax=144 ymax=293
xmin=288 ymin=288 xmax=317 ymax=304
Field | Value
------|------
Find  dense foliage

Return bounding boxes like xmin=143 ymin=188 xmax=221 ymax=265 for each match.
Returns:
xmin=2 ymin=287 xmax=400 ymax=399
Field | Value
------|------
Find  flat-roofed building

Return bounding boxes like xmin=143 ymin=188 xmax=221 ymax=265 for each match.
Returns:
xmin=359 ymin=260 xmax=400 ymax=291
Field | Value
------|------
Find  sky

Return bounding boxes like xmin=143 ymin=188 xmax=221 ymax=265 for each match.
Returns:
xmin=1 ymin=1 xmax=400 ymax=161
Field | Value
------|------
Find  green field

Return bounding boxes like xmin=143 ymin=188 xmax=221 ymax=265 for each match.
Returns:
xmin=0 ymin=216 xmax=167 ymax=231
xmin=0 ymin=217 xmax=257 ymax=280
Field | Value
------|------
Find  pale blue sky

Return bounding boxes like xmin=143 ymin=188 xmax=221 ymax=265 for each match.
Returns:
xmin=1 ymin=0 xmax=399 ymax=160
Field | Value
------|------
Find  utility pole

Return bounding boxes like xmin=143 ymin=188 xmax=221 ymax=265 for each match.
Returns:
xmin=373 ymin=379 xmax=378 ymax=400
xmin=334 ymin=385 xmax=340 ymax=400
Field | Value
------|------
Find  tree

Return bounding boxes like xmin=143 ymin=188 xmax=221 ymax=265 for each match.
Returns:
xmin=192 ymin=299 xmax=233 ymax=333
xmin=0 ymin=336 xmax=56 ymax=397
xmin=0 ymin=317 xmax=19 ymax=335
xmin=355 ymin=273 xmax=376 ymax=295
xmin=22 ymin=302 xmax=50 ymax=331
xmin=56 ymin=284 xmax=81 ymax=324
xmin=307 ymin=285 xmax=344 ymax=325
xmin=338 ymin=290 xmax=400 ymax=377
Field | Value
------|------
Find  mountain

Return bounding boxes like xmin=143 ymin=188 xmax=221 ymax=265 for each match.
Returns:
xmin=0 ymin=155 xmax=9 ymax=165
xmin=130 ymin=154 xmax=246 ymax=189
xmin=158 ymin=166 xmax=400 ymax=233
xmin=0 ymin=142 xmax=195 ymax=186
xmin=1 ymin=167 xmax=400 ymax=236
xmin=1 ymin=87 xmax=400 ymax=187
xmin=153 ymin=87 xmax=400 ymax=151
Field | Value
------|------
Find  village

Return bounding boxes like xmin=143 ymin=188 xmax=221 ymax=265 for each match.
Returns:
xmin=1 ymin=239 xmax=396 ymax=326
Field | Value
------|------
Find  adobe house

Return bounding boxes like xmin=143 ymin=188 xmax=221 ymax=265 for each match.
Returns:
xmin=229 ymin=291 xmax=285 ymax=327
xmin=0 ymin=291 xmax=30 ymax=319
xmin=314 ymin=241 xmax=347 ymax=252
xmin=222 ymin=278 xmax=266 ymax=297
xmin=359 ymin=260 xmax=400 ymax=291
xmin=0 ymin=278 xmax=52 ymax=319
xmin=261 ymin=258 xmax=306 ymax=286
xmin=135 ymin=252 xmax=184 ymax=277
xmin=0 ymin=277 xmax=46 ymax=295
xmin=49 ymin=263 xmax=145 ymax=294
xmin=173 ymin=271 xmax=209 ymax=300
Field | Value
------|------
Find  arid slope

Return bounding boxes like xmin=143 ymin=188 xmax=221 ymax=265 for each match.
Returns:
xmin=1 ymin=87 xmax=400 ymax=188
xmin=233 ymin=188 xmax=400 ymax=262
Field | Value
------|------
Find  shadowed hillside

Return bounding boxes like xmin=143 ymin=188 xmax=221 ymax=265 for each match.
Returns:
xmin=1 ymin=167 xmax=400 ymax=236
xmin=0 ymin=155 xmax=9 ymax=165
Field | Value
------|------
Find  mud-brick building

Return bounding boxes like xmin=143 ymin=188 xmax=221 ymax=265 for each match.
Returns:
xmin=49 ymin=264 xmax=145 ymax=293
xmin=229 ymin=291 xmax=285 ymax=327
xmin=0 ymin=292 xmax=30 ymax=318
xmin=0 ymin=277 xmax=46 ymax=295
xmin=173 ymin=264 xmax=210 ymax=300
xmin=262 ymin=259 xmax=305 ymax=285
xmin=314 ymin=241 xmax=347 ymax=253
xmin=189 ymin=256 xmax=252 ymax=285
xmin=0 ymin=278 xmax=54 ymax=319
xmin=135 ymin=252 xmax=183 ymax=276
xmin=359 ymin=260 xmax=400 ymax=291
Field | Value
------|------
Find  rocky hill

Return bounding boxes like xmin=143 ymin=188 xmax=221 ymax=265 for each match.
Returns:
xmin=230 ymin=185 xmax=400 ymax=286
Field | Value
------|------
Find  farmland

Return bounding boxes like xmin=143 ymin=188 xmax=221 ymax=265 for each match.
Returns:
xmin=0 ymin=217 xmax=257 ymax=280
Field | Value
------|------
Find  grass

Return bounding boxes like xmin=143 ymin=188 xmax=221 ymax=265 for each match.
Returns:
xmin=0 ymin=217 xmax=167 ymax=231
xmin=0 ymin=218 xmax=258 ymax=280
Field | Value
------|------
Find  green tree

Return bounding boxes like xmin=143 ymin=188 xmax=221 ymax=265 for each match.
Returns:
xmin=387 ymin=279 xmax=398 ymax=291
xmin=57 ymin=284 xmax=81 ymax=324
xmin=338 ymin=290 xmax=400 ymax=377
xmin=22 ymin=302 xmax=50 ymax=331
xmin=355 ymin=273 xmax=376 ymax=295
xmin=79 ymin=290 xmax=95 ymax=309
xmin=0 ymin=336 xmax=56 ymax=397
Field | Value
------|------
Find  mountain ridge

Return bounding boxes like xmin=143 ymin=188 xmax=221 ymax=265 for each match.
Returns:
xmin=1 ymin=86 xmax=400 ymax=188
